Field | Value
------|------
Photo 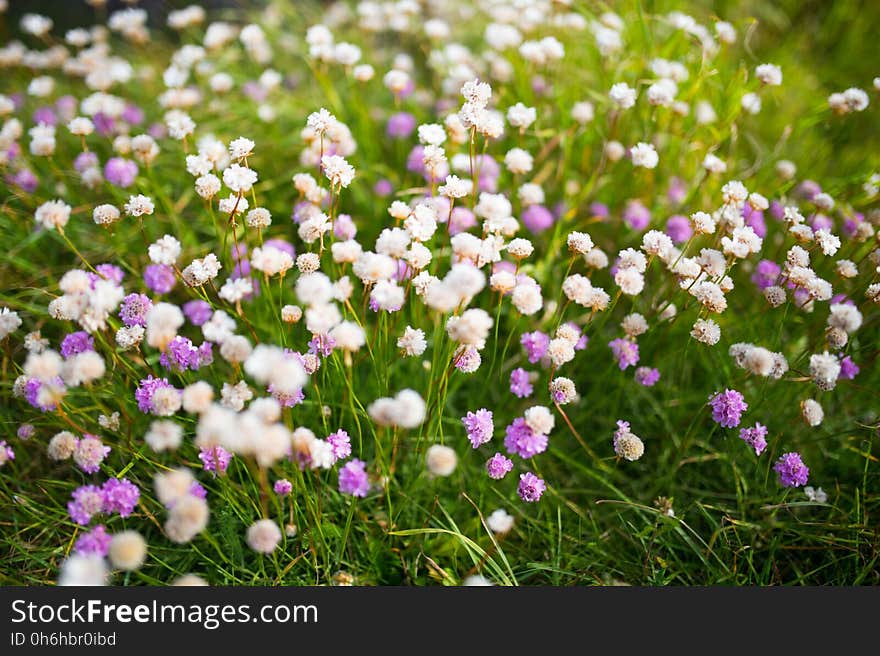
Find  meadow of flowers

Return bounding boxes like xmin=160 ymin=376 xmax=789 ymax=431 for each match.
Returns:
xmin=0 ymin=0 xmax=878 ymax=586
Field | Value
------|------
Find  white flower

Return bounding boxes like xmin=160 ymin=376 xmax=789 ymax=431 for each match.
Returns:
xmin=609 ymin=82 xmax=637 ymax=109
xmin=571 ymin=101 xmax=595 ymax=124
xmin=702 ymin=153 xmax=727 ymax=174
xmin=507 ymin=102 xmax=536 ymax=130
xmin=228 ymin=136 xmax=255 ymax=161
xmin=0 ymin=308 xmax=22 ymax=340
xmin=646 ymin=78 xmax=677 ymax=106
xmin=397 ymin=326 xmax=427 ymax=356
xmin=755 ymin=63 xmax=782 ymax=86
xmin=222 ymin=163 xmax=258 ymax=193
xmin=426 ymin=444 xmax=457 ymax=477
xmin=504 ymin=148 xmax=533 ymax=174
xmin=804 ymin=486 xmax=827 ymax=503
xmin=486 ymin=509 xmax=514 ymax=534
xmin=218 ymin=277 xmax=253 ymax=303
xmin=691 ymin=318 xmax=721 ymax=345
xmin=630 ymin=142 xmax=659 ymax=169
xmin=67 ymin=117 xmax=94 ymax=136
xmin=34 ymin=200 xmax=71 ymax=231
xmin=321 ymin=154 xmax=355 ymax=188
xmin=417 ymin=123 xmax=446 ymax=145
xmin=164 ymin=109 xmax=195 ymax=139
xmin=809 ymin=351 xmax=841 ymax=391
xmin=124 ymin=194 xmax=155 ymax=217
xmin=148 ymin=235 xmax=181 ymax=265
xmin=741 ymin=92 xmax=761 ymax=115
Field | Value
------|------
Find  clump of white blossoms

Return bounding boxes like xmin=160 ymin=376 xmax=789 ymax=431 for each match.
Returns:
xmin=630 ymin=142 xmax=659 ymax=169
xmin=609 ymin=82 xmax=637 ymax=109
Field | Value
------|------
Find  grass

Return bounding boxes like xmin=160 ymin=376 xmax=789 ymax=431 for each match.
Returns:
xmin=0 ymin=0 xmax=878 ymax=585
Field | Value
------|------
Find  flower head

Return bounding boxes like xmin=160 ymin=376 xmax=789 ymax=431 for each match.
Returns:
xmin=773 ymin=452 xmax=809 ymax=488
xmin=709 ymin=389 xmax=747 ymax=428
xmin=517 ymin=472 xmax=546 ymax=502
xmin=462 ymin=409 xmax=494 ymax=448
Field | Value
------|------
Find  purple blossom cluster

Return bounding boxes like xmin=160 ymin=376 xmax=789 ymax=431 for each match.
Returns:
xmin=504 ymin=418 xmax=548 ymax=459
xmin=462 ymin=409 xmax=494 ymax=448
xmin=68 ymin=478 xmax=140 ymax=526
xmin=709 ymin=389 xmax=748 ymax=428
xmin=160 ymin=336 xmax=213 ymax=371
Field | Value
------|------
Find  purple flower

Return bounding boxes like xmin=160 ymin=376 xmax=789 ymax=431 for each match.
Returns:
xmin=121 ymin=103 xmax=144 ymax=125
xmin=93 ymin=263 xmax=124 ymax=285
xmin=743 ymin=204 xmax=767 ymax=238
xmin=589 ymin=202 xmax=610 ymax=219
xmin=308 ymin=333 xmax=336 ymax=357
xmin=56 ymin=95 xmax=77 ymax=120
xmin=449 ymin=207 xmax=477 ymax=235
xmin=274 ymin=479 xmax=293 ymax=496
xmin=0 ymin=440 xmax=15 ymax=463
xmin=406 ymin=145 xmax=427 ymax=176
xmin=270 ymin=384 xmax=305 ymax=408
xmin=504 ymin=418 xmax=548 ymax=459
xmin=199 ymin=446 xmax=231 ymax=476
xmin=517 ymin=472 xmax=546 ymax=502
xmin=160 ymin=336 xmax=212 ymax=371
xmin=73 ymin=434 xmax=110 ymax=474
xmin=475 ymin=155 xmax=500 ymax=192
xmin=334 ymin=213 xmax=357 ymax=240
xmin=148 ymin=122 xmax=166 ymax=139
xmin=386 ymin=112 xmax=417 ymax=138
xmin=509 ymin=368 xmax=533 ymax=398
xmin=74 ymin=151 xmax=99 ymax=172
xmin=327 ymin=430 xmax=352 ymax=461
xmin=60 ymin=331 xmax=95 ymax=358
xmin=522 ymin=204 xmax=554 ymax=233
xmin=751 ymin=259 xmax=781 ymax=290
xmin=119 ymin=293 xmax=153 ymax=327
xmin=189 ymin=481 xmax=208 ymax=500
xmin=183 ymin=300 xmax=213 ymax=326
xmin=809 ymin=214 xmax=832 ymax=233
xmin=24 ymin=377 xmax=62 ymax=412
xmin=134 ymin=376 xmax=175 ymax=413
xmin=841 ymin=214 xmax=862 ymax=238
xmin=104 ymin=157 xmax=138 ymax=188
xmin=667 ymin=177 xmax=687 ymax=205
xmin=838 ymin=356 xmax=859 ymax=380
xmin=338 ymin=459 xmax=369 ymax=497
xmin=773 ymin=452 xmax=809 ymax=488
xmin=486 ymin=453 xmax=514 ymax=479
xmin=68 ymin=485 xmax=105 ymax=525
xmin=93 ymin=112 xmax=115 ymax=135
xmin=635 ymin=367 xmax=660 ymax=387
xmin=32 ymin=106 xmax=57 ymax=125
xmin=9 ymin=168 xmax=38 ymax=193
xmin=623 ymin=200 xmax=650 ymax=231
xmin=17 ymin=424 xmax=34 ymax=440
xmin=373 ymin=180 xmax=393 ymax=198
xmin=101 ymin=478 xmax=140 ymax=517
xmin=769 ymin=200 xmax=786 ymax=221
xmin=144 ymin=264 xmax=176 ymax=294
xmin=521 ymin=331 xmax=550 ymax=363
xmin=665 ymin=215 xmax=692 ymax=243
xmin=462 ymin=409 xmax=494 ymax=448
xmin=709 ymin=389 xmax=748 ymax=428
xmin=74 ymin=525 xmax=111 ymax=557
xmin=797 ymin=180 xmax=821 ymax=201
xmin=609 ymin=338 xmax=640 ymax=370
xmin=738 ymin=423 xmax=768 ymax=456
xmin=454 ymin=346 xmax=481 ymax=372
xmin=243 ymin=80 xmax=268 ymax=102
